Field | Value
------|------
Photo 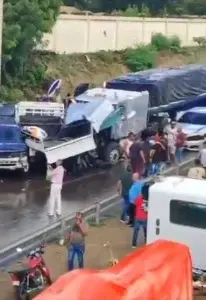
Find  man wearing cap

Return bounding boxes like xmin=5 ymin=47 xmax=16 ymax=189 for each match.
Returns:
xmin=47 ymin=159 xmax=65 ymax=217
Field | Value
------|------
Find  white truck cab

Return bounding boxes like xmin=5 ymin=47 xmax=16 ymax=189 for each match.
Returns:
xmin=147 ymin=176 xmax=206 ymax=271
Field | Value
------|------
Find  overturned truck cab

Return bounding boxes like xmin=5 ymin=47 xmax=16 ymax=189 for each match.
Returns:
xmin=24 ymin=89 xmax=149 ymax=171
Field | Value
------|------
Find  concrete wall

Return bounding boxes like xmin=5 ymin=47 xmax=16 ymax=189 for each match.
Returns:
xmin=43 ymin=15 xmax=206 ymax=54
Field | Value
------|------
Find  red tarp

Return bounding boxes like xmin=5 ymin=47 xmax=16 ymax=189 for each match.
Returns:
xmin=34 ymin=240 xmax=193 ymax=300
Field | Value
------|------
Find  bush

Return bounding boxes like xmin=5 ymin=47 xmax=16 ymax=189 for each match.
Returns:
xmin=0 ymin=86 xmax=25 ymax=102
xmin=151 ymin=33 xmax=181 ymax=52
xmin=125 ymin=44 xmax=157 ymax=72
xmin=169 ymin=35 xmax=181 ymax=52
xmin=193 ymin=36 xmax=206 ymax=47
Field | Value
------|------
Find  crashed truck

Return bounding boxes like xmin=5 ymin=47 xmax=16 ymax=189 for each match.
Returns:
xmin=106 ymin=64 xmax=206 ymax=131
xmin=24 ymin=89 xmax=149 ymax=170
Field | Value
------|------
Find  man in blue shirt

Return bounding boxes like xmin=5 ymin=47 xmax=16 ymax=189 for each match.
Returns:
xmin=127 ymin=173 xmax=143 ymax=227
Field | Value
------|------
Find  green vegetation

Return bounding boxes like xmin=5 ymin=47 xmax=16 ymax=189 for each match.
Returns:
xmin=125 ymin=45 xmax=157 ymax=72
xmin=151 ymin=33 xmax=181 ymax=53
xmin=124 ymin=33 xmax=183 ymax=72
xmin=63 ymin=0 xmax=206 ymax=16
xmin=1 ymin=0 xmax=61 ymax=101
xmin=2 ymin=0 xmax=206 ymax=102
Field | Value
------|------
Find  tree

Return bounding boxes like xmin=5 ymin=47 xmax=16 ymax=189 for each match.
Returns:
xmin=2 ymin=0 xmax=61 ymax=85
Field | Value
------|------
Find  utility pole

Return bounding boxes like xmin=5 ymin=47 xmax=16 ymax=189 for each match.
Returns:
xmin=0 ymin=0 xmax=3 ymax=85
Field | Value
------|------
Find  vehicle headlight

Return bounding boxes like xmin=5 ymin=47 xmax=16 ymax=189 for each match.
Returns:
xmin=19 ymin=153 xmax=27 ymax=162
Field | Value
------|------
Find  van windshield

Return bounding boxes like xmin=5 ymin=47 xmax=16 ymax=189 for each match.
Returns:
xmin=0 ymin=126 xmax=21 ymax=142
xmin=178 ymin=112 xmax=206 ymax=125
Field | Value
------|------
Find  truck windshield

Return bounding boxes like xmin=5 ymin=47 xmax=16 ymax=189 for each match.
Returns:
xmin=0 ymin=126 xmax=21 ymax=142
xmin=178 ymin=112 xmax=206 ymax=125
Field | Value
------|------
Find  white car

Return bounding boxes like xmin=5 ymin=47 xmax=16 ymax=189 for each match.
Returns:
xmin=174 ymin=107 xmax=206 ymax=150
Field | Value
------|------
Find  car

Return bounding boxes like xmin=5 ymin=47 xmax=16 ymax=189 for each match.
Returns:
xmin=174 ymin=107 xmax=206 ymax=150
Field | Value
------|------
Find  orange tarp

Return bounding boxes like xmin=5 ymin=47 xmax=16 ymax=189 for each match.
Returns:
xmin=34 ymin=240 xmax=193 ymax=300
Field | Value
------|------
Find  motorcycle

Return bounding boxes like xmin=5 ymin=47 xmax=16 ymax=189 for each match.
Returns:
xmin=9 ymin=245 xmax=52 ymax=300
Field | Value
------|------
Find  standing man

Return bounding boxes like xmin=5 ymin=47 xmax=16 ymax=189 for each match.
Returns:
xmin=129 ymin=136 xmax=146 ymax=175
xmin=150 ymin=135 xmax=167 ymax=175
xmin=166 ymin=121 xmax=176 ymax=164
xmin=120 ymin=132 xmax=134 ymax=170
xmin=67 ymin=212 xmax=88 ymax=270
xmin=128 ymin=173 xmax=143 ymax=227
xmin=47 ymin=159 xmax=65 ymax=217
xmin=141 ymin=125 xmax=156 ymax=141
xmin=117 ymin=165 xmax=133 ymax=223
xmin=141 ymin=136 xmax=152 ymax=177
xmin=132 ymin=187 xmax=148 ymax=248
xmin=175 ymin=127 xmax=186 ymax=163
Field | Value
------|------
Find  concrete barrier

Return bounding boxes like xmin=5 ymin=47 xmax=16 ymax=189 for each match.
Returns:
xmin=43 ymin=15 xmax=206 ymax=53
xmin=0 ymin=157 xmax=195 ymax=267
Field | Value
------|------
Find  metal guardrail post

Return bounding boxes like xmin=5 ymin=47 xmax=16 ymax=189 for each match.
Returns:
xmin=60 ymin=218 xmax=66 ymax=237
xmin=95 ymin=202 xmax=101 ymax=225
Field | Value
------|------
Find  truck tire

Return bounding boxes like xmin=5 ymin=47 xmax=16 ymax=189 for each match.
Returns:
xmin=105 ymin=142 xmax=120 ymax=165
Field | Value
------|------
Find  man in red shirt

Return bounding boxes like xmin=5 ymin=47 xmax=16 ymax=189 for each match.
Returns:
xmin=132 ymin=190 xmax=148 ymax=248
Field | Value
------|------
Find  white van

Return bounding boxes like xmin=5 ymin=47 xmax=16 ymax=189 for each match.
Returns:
xmin=147 ymin=176 xmax=206 ymax=270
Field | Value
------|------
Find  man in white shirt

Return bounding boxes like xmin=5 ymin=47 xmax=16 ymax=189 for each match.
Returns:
xmin=166 ymin=121 xmax=177 ymax=163
xmin=120 ymin=132 xmax=135 ymax=169
xmin=47 ymin=159 xmax=65 ymax=217
xmin=188 ymin=158 xmax=205 ymax=179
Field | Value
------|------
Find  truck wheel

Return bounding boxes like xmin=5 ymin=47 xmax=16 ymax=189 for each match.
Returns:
xmin=105 ymin=142 xmax=120 ymax=165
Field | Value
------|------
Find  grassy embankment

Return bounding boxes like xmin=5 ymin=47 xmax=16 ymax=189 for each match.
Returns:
xmin=4 ymin=33 xmax=206 ymax=101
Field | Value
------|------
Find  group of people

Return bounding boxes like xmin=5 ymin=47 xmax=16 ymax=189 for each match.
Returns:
xmin=120 ymin=122 xmax=187 ymax=178
xmin=117 ymin=122 xmax=187 ymax=247
xmin=44 ymin=122 xmax=188 ymax=270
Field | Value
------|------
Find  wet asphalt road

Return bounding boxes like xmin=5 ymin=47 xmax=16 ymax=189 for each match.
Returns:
xmin=0 ymin=150 xmax=197 ymax=250
xmin=0 ymin=166 xmax=120 ymax=250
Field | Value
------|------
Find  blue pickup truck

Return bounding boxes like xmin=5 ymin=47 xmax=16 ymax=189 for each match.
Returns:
xmin=0 ymin=104 xmax=29 ymax=173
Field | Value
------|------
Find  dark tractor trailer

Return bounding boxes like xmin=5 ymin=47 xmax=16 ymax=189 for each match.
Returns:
xmin=106 ymin=64 xmax=206 ymax=130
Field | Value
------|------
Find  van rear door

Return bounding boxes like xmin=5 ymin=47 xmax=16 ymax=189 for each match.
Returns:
xmin=147 ymin=188 xmax=206 ymax=270
xmin=168 ymin=199 xmax=206 ymax=270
